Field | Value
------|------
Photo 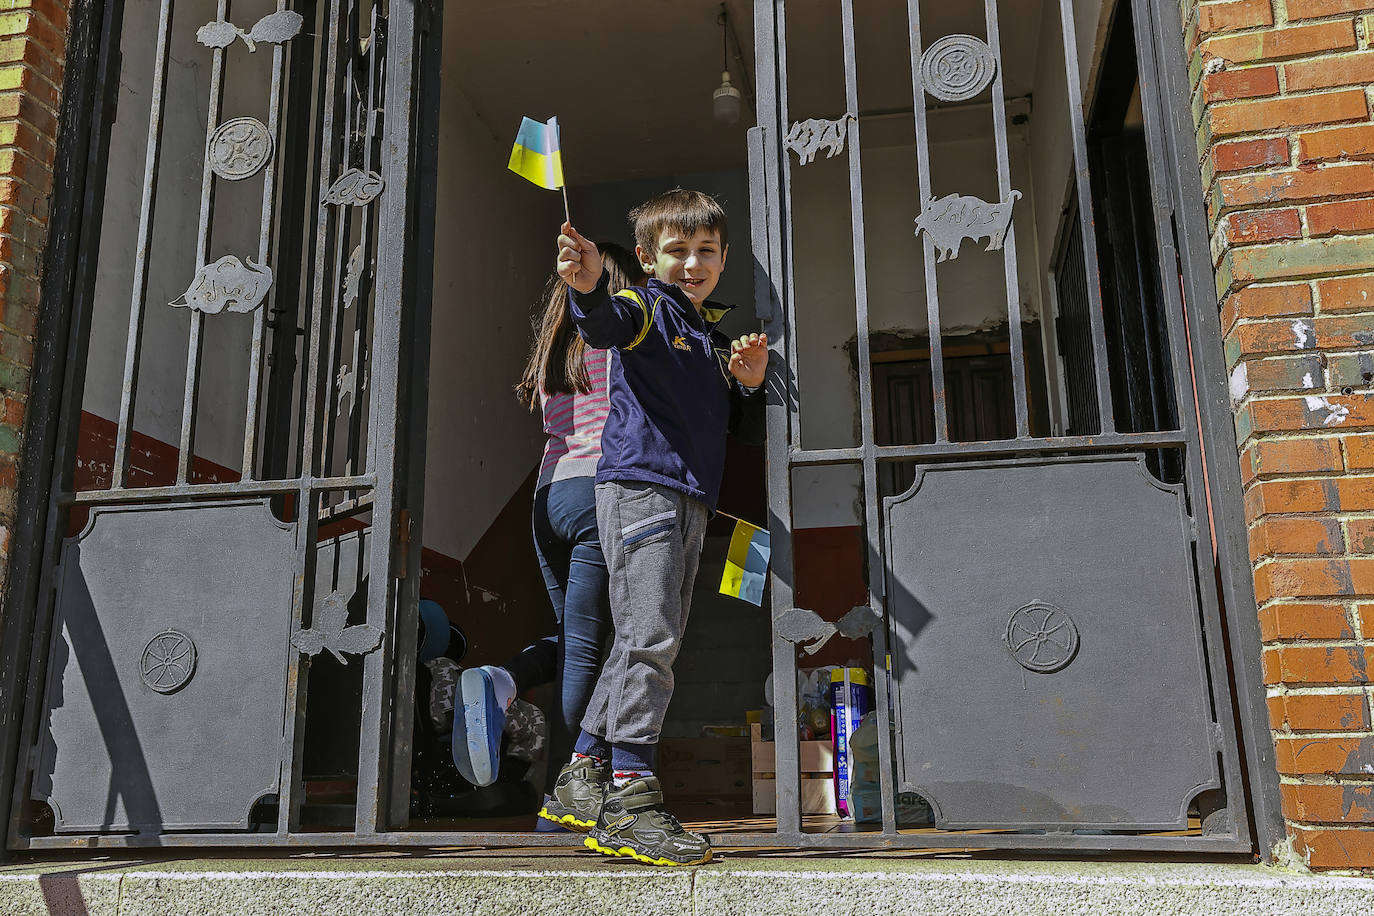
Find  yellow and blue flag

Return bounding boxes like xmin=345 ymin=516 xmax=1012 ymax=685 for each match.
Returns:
xmin=508 ymin=115 xmax=565 ymax=190
xmin=719 ymin=518 xmax=771 ymax=606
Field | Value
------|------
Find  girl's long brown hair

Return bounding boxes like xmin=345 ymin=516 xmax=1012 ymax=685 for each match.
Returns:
xmin=516 ymin=242 xmax=643 ymax=410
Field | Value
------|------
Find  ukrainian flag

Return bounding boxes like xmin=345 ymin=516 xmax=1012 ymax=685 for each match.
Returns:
xmin=719 ymin=518 xmax=771 ymax=606
xmin=508 ymin=115 xmax=564 ymax=190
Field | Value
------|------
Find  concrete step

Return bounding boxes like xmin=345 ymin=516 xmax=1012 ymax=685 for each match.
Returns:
xmin=3 ymin=853 xmax=1373 ymax=915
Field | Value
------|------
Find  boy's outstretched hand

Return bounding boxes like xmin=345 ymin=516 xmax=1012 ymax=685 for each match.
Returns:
xmin=557 ymin=222 xmax=603 ymax=294
xmin=729 ymin=333 xmax=769 ymax=388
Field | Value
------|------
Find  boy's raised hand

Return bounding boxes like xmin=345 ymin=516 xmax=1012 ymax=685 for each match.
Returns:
xmin=557 ymin=222 xmax=603 ymax=294
xmin=728 ymin=333 xmax=769 ymax=388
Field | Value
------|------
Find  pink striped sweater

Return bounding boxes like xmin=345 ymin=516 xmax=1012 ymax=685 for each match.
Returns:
xmin=537 ymin=348 xmax=611 ymax=490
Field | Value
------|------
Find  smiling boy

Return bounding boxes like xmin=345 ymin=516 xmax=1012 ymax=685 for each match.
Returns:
xmin=540 ymin=190 xmax=767 ymax=865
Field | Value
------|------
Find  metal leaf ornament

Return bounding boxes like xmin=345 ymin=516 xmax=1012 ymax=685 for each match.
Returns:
xmin=322 ymin=169 xmax=385 ymax=207
xmin=197 ymin=10 xmax=302 ymax=53
xmin=775 ymin=605 xmax=881 ymax=655
xmin=292 ymin=589 xmax=382 ymax=664
xmin=170 ymin=255 xmax=273 ymax=315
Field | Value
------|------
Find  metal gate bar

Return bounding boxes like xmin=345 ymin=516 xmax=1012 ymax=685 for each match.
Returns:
xmin=983 ymin=0 xmax=1029 ymax=438
xmin=242 ymin=0 xmax=294 ymax=478
xmin=904 ymin=0 xmax=947 ymax=442
xmin=1137 ymin=0 xmax=1282 ymax=849
xmin=835 ymin=0 xmax=899 ymax=837
xmin=1058 ymin=0 xmax=1116 ymax=433
xmin=110 ymin=0 xmax=173 ymax=489
xmin=17 ymin=828 xmax=1253 ymax=853
xmin=177 ymin=0 xmax=229 ymax=485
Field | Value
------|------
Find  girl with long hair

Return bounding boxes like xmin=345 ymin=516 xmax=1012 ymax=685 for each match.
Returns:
xmin=449 ymin=243 xmax=643 ymax=826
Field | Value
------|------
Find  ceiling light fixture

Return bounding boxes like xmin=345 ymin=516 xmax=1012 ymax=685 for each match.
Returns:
xmin=714 ymin=4 xmax=742 ymax=124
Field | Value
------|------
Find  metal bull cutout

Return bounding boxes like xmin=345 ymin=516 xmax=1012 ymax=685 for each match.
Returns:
xmin=913 ymin=190 xmax=1021 ymax=262
xmin=784 ymin=115 xmax=853 ymax=166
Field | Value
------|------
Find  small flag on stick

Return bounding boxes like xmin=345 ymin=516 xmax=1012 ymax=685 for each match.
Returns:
xmin=508 ymin=115 xmax=570 ymax=220
xmin=719 ymin=516 xmax=771 ymax=606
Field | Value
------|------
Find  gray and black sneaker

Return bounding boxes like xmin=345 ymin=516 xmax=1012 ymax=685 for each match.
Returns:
xmin=538 ymin=755 xmax=609 ymax=833
xmin=584 ymin=775 xmax=712 ymax=866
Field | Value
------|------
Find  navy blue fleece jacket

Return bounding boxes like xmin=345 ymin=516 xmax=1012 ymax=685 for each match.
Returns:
xmin=568 ymin=270 xmax=763 ymax=511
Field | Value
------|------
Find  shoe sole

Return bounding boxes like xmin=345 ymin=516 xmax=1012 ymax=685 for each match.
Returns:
xmin=453 ymin=668 xmax=501 ymax=787
xmin=584 ymin=834 xmax=712 ymax=866
xmin=537 ymin=806 xmax=595 ymax=833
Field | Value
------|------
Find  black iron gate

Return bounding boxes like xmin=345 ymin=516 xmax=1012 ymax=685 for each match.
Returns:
xmin=2 ymin=0 xmax=1281 ymax=855
xmin=5 ymin=0 xmax=439 ymax=847
xmin=745 ymin=0 xmax=1277 ymax=852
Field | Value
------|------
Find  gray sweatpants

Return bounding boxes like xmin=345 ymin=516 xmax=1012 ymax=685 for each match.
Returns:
xmin=580 ymin=480 xmax=709 ymax=745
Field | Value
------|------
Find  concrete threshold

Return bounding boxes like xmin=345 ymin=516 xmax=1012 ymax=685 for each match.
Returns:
xmin=2 ymin=853 xmax=1373 ymax=915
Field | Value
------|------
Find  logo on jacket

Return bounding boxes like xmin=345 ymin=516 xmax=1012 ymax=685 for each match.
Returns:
xmin=672 ymin=335 xmax=691 ymax=351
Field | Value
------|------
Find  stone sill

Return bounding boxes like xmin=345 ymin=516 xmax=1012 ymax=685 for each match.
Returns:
xmin=3 ymin=854 xmax=1374 ymax=915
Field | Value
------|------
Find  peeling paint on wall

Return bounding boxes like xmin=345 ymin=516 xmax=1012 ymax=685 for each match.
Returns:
xmin=1291 ymin=319 xmax=1312 ymax=350
xmin=1229 ymin=362 xmax=1248 ymax=406
xmin=1303 ymin=395 xmax=1351 ymax=427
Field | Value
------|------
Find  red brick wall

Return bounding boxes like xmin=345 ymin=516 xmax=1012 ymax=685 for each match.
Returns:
xmin=0 ymin=0 xmax=66 ymax=600
xmin=1183 ymin=0 xmax=1374 ymax=869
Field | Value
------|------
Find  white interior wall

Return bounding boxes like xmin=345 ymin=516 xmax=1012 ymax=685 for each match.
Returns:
xmin=422 ymin=56 xmax=561 ymax=560
xmin=82 ymin=0 xmax=277 ymax=469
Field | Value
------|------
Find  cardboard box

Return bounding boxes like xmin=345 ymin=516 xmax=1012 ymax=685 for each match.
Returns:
xmin=749 ymin=722 xmax=837 ymax=815
xmin=750 ymin=776 xmax=837 ymax=815
xmin=658 ymin=737 xmax=751 ymax=810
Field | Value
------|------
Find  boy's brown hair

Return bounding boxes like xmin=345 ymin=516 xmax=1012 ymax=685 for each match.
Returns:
xmin=629 ymin=189 xmax=728 ymax=256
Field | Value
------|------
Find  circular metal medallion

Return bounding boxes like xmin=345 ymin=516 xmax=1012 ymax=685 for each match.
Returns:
xmin=920 ymin=35 xmax=997 ymax=102
xmin=1004 ymin=602 xmax=1078 ymax=673
xmin=140 ymin=629 xmax=197 ymax=694
xmin=208 ymin=117 xmax=273 ymax=181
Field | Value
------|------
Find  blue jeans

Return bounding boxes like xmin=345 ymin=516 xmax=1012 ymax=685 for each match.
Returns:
xmin=505 ymin=477 xmax=611 ymax=790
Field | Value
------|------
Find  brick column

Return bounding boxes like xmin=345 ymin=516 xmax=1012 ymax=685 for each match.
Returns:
xmin=1182 ymin=0 xmax=1374 ymax=870
xmin=0 ymin=0 xmax=65 ymax=602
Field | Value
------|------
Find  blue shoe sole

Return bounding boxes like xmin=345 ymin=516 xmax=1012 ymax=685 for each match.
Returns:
xmin=453 ymin=668 xmax=503 ymax=787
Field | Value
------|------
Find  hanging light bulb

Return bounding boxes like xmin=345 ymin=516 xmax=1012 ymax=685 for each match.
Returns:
xmin=714 ymin=71 xmax=742 ymax=124
xmin=714 ymin=5 xmax=742 ymax=124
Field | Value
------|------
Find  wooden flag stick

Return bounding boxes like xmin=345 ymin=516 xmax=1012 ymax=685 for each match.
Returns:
xmin=561 ymin=183 xmax=571 ymax=224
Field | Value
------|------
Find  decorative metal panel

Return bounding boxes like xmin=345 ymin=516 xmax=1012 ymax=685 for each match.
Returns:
xmin=34 ymin=500 xmax=296 ymax=832
xmin=884 ymin=455 xmax=1218 ymax=829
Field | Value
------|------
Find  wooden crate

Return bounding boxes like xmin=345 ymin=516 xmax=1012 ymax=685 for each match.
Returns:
xmin=750 ymin=722 xmax=836 ymax=815
xmin=658 ymin=737 xmax=752 ymax=811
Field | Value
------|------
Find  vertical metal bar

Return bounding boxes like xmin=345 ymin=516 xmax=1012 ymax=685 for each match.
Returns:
xmin=905 ymin=0 xmax=949 ymax=442
xmin=2 ymin=0 xmax=125 ymax=850
xmin=176 ymin=0 xmax=230 ymax=484
xmin=983 ymin=0 xmax=1030 ymax=439
xmin=758 ymin=0 xmax=802 ymax=840
xmin=774 ymin=0 xmax=800 ymax=448
xmin=838 ymin=0 xmax=897 ymax=835
xmin=387 ymin=0 xmax=442 ymax=825
xmin=1136 ymin=0 xmax=1277 ymax=853
xmin=242 ymin=0 xmax=292 ymax=479
xmin=111 ymin=0 xmax=175 ymax=487
xmin=1057 ymin=0 xmax=1116 ymax=434
xmin=343 ymin=5 xmax=383 ymax=476
xmin=279 ymin=0 xmax=349 ymax=836
xmin=356 ymin=0 xmax=420 ymax=833
xmin=318 ymin=0 xmax=360 ymax=482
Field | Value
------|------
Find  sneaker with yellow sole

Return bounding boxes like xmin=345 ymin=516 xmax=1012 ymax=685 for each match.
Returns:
xmin=537 ymin=755 xmax=609 ymax=833
xmin=584 ymin=775 xmax=712 ymax=866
